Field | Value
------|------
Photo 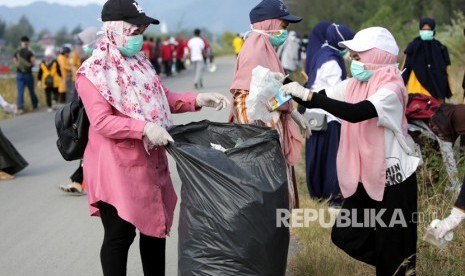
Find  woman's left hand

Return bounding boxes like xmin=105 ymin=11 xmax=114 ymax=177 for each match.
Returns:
xmin=291 ymin=109 xmax=312 ymax=139
xmin=196 ymin=93 xmax=231 ymax=111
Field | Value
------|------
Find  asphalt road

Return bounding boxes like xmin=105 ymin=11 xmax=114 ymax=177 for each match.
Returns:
xmin=0 ymin=56 xmax=236 ymax=276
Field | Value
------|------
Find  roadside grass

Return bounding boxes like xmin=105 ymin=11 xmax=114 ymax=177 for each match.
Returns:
xmin=0 ymin=74 xmax=47 ymax=119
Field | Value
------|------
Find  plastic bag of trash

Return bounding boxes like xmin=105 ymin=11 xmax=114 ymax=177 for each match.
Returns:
xmin=246 ymin=65 xmax=283 ymax=123
xmin=166 ymin=120 xmax=290 ymax=276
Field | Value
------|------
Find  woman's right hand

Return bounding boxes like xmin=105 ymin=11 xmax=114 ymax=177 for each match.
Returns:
xmin=281 ymin=82 xmax=311 ymax=101
xmin=143 ymin=123 xmax=174 ymax=146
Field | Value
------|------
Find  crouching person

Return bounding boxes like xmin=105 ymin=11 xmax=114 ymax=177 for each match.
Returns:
xmin=281 ymin=27 xmax=421 ymax=275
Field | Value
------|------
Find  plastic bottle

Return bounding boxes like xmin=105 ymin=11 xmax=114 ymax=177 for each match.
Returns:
xmin=423 ymin=219 xmax=454 ymax=249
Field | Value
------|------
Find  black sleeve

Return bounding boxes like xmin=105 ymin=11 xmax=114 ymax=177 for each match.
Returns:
xmin=455 ymin=180 xmax=465 ymax=210
xmin=293 ymin=91 xmax=378 ymax=123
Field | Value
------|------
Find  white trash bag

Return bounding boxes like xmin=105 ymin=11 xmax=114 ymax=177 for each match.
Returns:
xmin=246 ymin=65 xmax=282 ymax=123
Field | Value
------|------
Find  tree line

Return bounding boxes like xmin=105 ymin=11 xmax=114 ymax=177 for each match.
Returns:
xmin=0 ymin=15 xmax=85 ymax=57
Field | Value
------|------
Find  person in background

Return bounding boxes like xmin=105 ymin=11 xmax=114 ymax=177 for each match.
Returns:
xmin=230 ymin=0 xmax=309 ymax=209
xmin=37 ymin=47 xmax=61 ymax=112
xmin=298 ymin=33 xmax=308 ymax=72
xmin=75 ymin=0 xmax=230 ymax=274
xmin=402 ymin=17 xmax=452 ymax=102
xmin=71 ymin=35 xmax=86 ymax=100
xmin=302 ymin=23 xmax=354 ymax=207
xmin=175 ymin=36 xmax=186 ymax=73
xmin=187 ymin=29 xmax=206 ymax=89
xmin=140 ymin=35 xmax=152 ymax=59
xmin=0 ymin=127 xmax=28 ymax=180
xmin=57 ymin=45 xmax=72 ymax=104
xmin=12 ymin=35 xmax=39 ymax=114
xmin=60 ymin=26 xmax=102 ymax=195
xmin=304 ymin=20 xmax=331 ymax=81
xmin=281 ymin=27 xmax=420 ymax=275
xmin=278 ymin=30 xmax=300 ymax=75
xmin=160 ymin=37 xmax=173 ymax=77
xmin=232 ymin=33 xmax=244 ymax=57
xmin=150 ymin=37 xmax=161 ymax=74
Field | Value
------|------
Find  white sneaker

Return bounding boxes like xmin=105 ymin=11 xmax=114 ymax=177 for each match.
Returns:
xmin=47 ymin=108 xmax=53 ymax=113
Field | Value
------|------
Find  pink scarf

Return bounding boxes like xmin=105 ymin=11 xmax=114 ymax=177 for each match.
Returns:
xmin=77 ymin=21 xmax=172 ymax=149
xmin=230 ymin=19 xmax=301 ymax=165
xmin=77 ymin=21 xmax=172 ymax=127
xmin=338 ymin=48 xmax=408 ymax=201
xmin=230 ymin=19 xmax=284 ymax=91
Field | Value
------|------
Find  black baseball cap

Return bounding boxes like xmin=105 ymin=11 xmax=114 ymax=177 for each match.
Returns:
xmin=250 ymin=0 xmax=302 ymax=24
xmin=101 ymin=0 xmax=159 ymax=25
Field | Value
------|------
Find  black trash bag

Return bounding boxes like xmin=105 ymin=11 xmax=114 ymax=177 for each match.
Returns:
xmin=166 ymin=120 xmax=290 ymax=276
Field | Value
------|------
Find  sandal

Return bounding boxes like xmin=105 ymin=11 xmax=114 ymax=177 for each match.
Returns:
xmin=0 ymin=171 xmax=14 ymax=180
xmin=59 ymin=182 xmax=85 ymax=195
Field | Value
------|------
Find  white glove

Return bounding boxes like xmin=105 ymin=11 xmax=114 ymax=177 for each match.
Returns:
xmin=196 ymin=93 xmax=231 ymax=111
xmin=433 ymin=208 xmax=465 ymax=239
xmin=281 ymin=82 xmax=311 ymax=101
xmin=37 ymin=81 xmax=41 ymax=89
xmin=291 ymin=109 xmax=312 ymax=139
xmin=269 ymin=71 xmax=285 ymax=82
xmin=143 ymin=123 xmax=174 ymax=146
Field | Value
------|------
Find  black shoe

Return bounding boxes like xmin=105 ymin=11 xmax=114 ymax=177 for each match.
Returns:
xmin=194 ymin=83 xmax=199 ymax=89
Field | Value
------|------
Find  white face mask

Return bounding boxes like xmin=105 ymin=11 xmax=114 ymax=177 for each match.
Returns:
xmin=249 ymin=24 xmax=285 ymax=37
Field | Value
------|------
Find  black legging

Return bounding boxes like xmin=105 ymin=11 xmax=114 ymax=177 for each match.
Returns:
xmin=98 ymin=201 xmax=166 ymax=276
xmin=70 ymin=160 xmax=83 ymax=184
xmin=44 ymin=87 xmax=58 ymax=108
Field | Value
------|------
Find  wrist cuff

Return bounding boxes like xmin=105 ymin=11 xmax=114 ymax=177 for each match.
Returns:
xmin=451 ymin=207 xmax=465 ymax=220
xmin=303 ymin=89 xmax=310 ymax=101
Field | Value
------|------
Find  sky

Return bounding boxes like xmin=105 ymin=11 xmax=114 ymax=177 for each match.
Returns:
xmin=0 ymin=0 xmax=107 ymax=7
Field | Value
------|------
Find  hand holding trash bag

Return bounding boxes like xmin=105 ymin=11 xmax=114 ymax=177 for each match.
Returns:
xmin=143 ymin=123 xmax=174 ymax=146
xmin=196 ymin=93 xmax=231 ymax=110
xmin=291 ymin=109 xmax=312 ymax=138
xmin=281 ymin=81 xmax=311 ymax=101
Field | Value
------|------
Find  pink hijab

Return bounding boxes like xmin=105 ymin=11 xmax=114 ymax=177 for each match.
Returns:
xmin=230 ymin=19 xmax=301 ymax=165
xmin=230 ymin=19 xmax=284 ymax=91
xmin=77 ymin=21 xmax=172 ymax=149
xmin=338 ymin=48 xmax=408 ymax=201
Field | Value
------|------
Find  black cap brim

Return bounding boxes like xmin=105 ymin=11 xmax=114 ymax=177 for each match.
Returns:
xmin=278 ymin=14 xmax=302 ymax=23
xmin=125 ymin=14 xmax=160 ymax=25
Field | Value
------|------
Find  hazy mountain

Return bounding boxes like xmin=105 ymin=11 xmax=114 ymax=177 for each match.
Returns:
xmin=0 ymin=0 xmax=259 ymax=34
